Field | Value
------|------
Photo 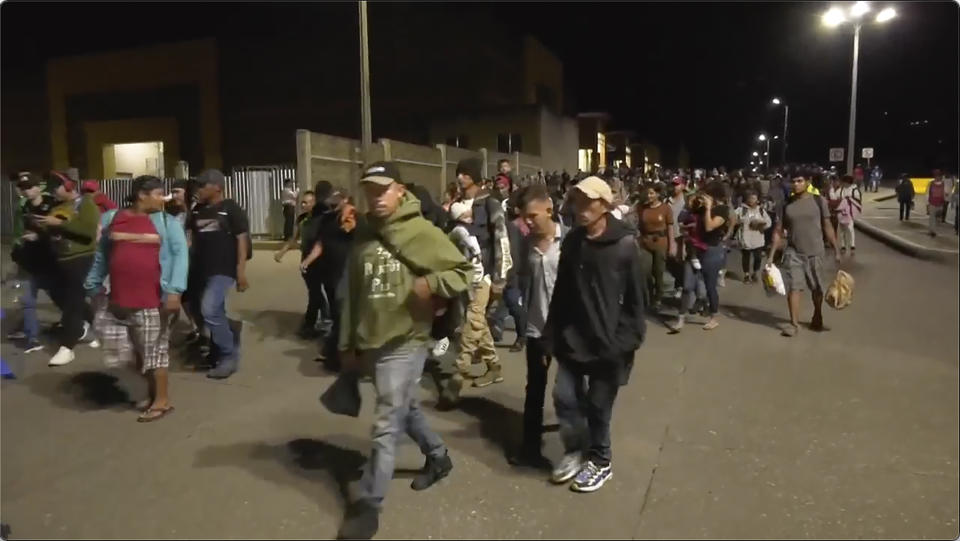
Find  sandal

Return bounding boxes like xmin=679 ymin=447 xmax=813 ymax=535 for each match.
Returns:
xmin=137 ymin=406 xmax=174 ymax=423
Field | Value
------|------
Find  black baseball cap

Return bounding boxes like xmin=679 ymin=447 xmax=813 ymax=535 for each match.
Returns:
xmin=360 ymin=161 xmax=402 ymax=186
xmin=15 ymin=172 xmax=42 ymax=190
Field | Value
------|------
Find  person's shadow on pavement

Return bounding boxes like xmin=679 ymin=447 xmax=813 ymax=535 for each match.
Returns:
xmin=193 ymin=435 xmax=367 ymax=512
xmin=24 ymin=371 xmax=137 ymax=411
xmin=436 ymin=394 xmax=535 ymax=473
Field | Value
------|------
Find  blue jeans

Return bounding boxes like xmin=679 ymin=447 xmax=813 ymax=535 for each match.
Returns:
xmin=489 ymin=284 xmax=527 ymax=341
xmin=553 ymin=360 xmax=621 ymax=466
xmin=201 ymin=275 xmax=237 ymax=363
xmin=20 ymin=274 xmax=55 ymax=342
xmin=358 ymin=343 xmax=446 ymax=507
xmin=682 ymin=246 xmax=725 ymax=315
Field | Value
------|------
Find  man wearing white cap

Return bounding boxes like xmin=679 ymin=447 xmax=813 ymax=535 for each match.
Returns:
xmin=542 ymin=176 xmax=646 ymax=493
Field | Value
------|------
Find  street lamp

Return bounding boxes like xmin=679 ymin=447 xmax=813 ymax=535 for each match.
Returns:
xmin=823 ymin=2 xmax=897 ymax=174
xmin=771 ymin=97 xmax=789 ymax=165
xmin=757 ymin=134 xmax=771 ymax=172
xmin=752 ymin=151 xmax=759 ymax=157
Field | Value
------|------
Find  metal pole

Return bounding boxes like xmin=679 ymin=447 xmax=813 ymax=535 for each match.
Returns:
xmin=782 ymin=105 xmax=789 ymax=166
xmin=359 ymin=1 xmax=372 ymax=164
xmin=846 ymin=23 xmax=861 ymax=176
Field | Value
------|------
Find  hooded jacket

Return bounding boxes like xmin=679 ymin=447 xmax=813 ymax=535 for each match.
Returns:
xmin=463 ymin=191 xmax=511 ymax=283
xmin=338 ymin=192 xmax=474 ymax=352
xmin=542 ymin=215 xmax=646 ymax=381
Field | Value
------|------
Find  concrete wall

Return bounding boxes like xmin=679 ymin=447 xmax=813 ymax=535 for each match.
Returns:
xmin=539 ymin=111 xmax=578 ymax=174
xmin=382 ymin=139 xmax=445 ymax=199
xmin=298 ymin=130 xmax=558 ymax=209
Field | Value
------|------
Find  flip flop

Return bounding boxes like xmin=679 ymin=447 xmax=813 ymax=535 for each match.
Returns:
xmin=137 ymin=406 xmax=174 ymax=423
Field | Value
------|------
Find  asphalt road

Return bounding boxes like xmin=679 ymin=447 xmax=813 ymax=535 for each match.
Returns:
xmin=1 ymin=234 xmax=957 ymax=540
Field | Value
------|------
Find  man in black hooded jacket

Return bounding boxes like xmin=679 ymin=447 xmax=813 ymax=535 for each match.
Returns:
xmin=542 ymin=175 xmax=646 ymax=494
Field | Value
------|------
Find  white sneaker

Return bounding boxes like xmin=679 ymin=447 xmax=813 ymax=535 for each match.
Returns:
xmin=551 ymin=453 xmax=583 ymax=484
xmin=79 ymin=321 xmax=91 ymax=342
xmin=48 ymin=346 xmax=76 ymax=366
xmin=431 ymin=337 xmax=450 ymax=358
xmin=88 ymin=339 xmax=100 ymax=349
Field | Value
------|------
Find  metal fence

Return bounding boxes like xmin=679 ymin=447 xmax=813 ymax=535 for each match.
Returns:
xmin=1 ymin=165 xmax=296 ymax=240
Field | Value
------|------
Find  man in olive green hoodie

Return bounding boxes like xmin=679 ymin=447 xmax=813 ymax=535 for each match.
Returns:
xmin=336 ymin=162 xmax=473 ymax=540
xmin=35 ymin=171 xmax=100 ymax=367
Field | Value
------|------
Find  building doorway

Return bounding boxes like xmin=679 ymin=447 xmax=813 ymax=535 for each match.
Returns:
xmin=103 ymin=141 xmax=165 ymax=178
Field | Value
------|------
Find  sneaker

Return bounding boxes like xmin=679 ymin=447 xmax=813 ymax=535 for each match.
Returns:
xmin=509 ymin=338 xmax=525 ymax=353
xmin=551 ymin=453 xmax=583 ymax=484
xmin=437 ymin=374 xmax=466 ymax=409
xmin=473 ymin=365 xmax=503 ymax=388
xmin=570 ymin=460 xmax=613 ymax=493
xmin=79 ymin=321 xmax=92 ymax=342
xmin=207 ymin=358 xmax=238 ymax=379
xmin=88 ymin=339 xmax=100 ymax=349
xmin=23 ymin=340 xmax=44 ymax=354
xmin=508 ymin=448 xmax=552 ymax=470
xmin=48 ymin=346 xmax=75 ymax=366
xmin=431 ymin=337 xmax=450 ymax=358
xmin=411 ymin=452 xmax=453 ymax=491
xmin=666 ymin=316 xmax=685 ymax=334
xmin=336 ymin=499 xmax=379 ymax=540
xmin=6 ymin=330 xmax=26 ymax=340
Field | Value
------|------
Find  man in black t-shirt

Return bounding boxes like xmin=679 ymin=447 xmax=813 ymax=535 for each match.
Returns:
xmin=186 ymin=169 xmax=250 ymax=379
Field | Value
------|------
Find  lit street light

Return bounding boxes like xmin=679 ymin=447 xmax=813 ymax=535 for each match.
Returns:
xmin=771 ymin=97 xmax=789 ymax=165
xmin=752 ymin=151 xmax=759 ymax=157
xmin=757 ymin=133 xmax=771 ymax=171
xmin=824 ymin=2 xmax=897 ymax=174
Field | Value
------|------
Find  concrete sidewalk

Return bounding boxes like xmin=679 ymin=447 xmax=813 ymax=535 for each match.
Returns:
xmin=855 ymin=188 xmax=958 ymax=260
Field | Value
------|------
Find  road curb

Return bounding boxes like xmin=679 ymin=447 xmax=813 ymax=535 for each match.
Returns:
xmin=855 ymin=220 xmax=958 ymax=261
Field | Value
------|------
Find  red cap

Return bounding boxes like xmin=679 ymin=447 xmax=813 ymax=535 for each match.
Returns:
xmin=81 ymin=180 xmax=100 ymax=193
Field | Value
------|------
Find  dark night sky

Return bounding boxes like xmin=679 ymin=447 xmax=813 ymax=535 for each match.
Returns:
xmin=2 ymin=1 xmax=958 ymax=172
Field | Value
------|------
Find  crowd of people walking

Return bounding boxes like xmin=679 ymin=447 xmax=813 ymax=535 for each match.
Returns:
xmin=3 ymin=159 xmax=955 ymax=538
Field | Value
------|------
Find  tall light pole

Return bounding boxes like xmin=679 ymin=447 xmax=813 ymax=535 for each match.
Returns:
xmin=758 ymin=134 xmax=770 ymax=172
xmin=771 ymin=97 xmax=789 ymax=166
xmin=823 ymin=3 xmax=897 ymax=175
xmin=359 ymin=1 xmax=372 ymax=163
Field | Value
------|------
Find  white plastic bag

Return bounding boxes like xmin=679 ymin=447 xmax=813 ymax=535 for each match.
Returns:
xmin=762 ymin=263 xmax=786 ymax=297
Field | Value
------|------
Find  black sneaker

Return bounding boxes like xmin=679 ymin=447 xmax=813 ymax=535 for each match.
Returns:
xmin=507 ymin=448 xmax=552 ymax=470
xmin=411 ymin=452 xmax=453 ymax=491
xmin=336 ymin=499 xmax=379 ymax=540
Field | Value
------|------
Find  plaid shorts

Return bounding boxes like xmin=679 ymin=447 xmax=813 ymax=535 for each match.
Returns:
xmin=95 ymin=306 xmax=171 ymax=373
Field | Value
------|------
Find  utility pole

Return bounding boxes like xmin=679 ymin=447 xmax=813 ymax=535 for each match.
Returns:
xmin=359 ymin=1 xmax=372 ymax=164
xmin=845 ymin=23 xmax=861 ymax=176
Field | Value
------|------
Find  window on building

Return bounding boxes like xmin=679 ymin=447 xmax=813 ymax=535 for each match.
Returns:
xmin=445 ymin=135 xmax=469 ymax=149
xmin=497 ymin=133 xmax=523 ymax=153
